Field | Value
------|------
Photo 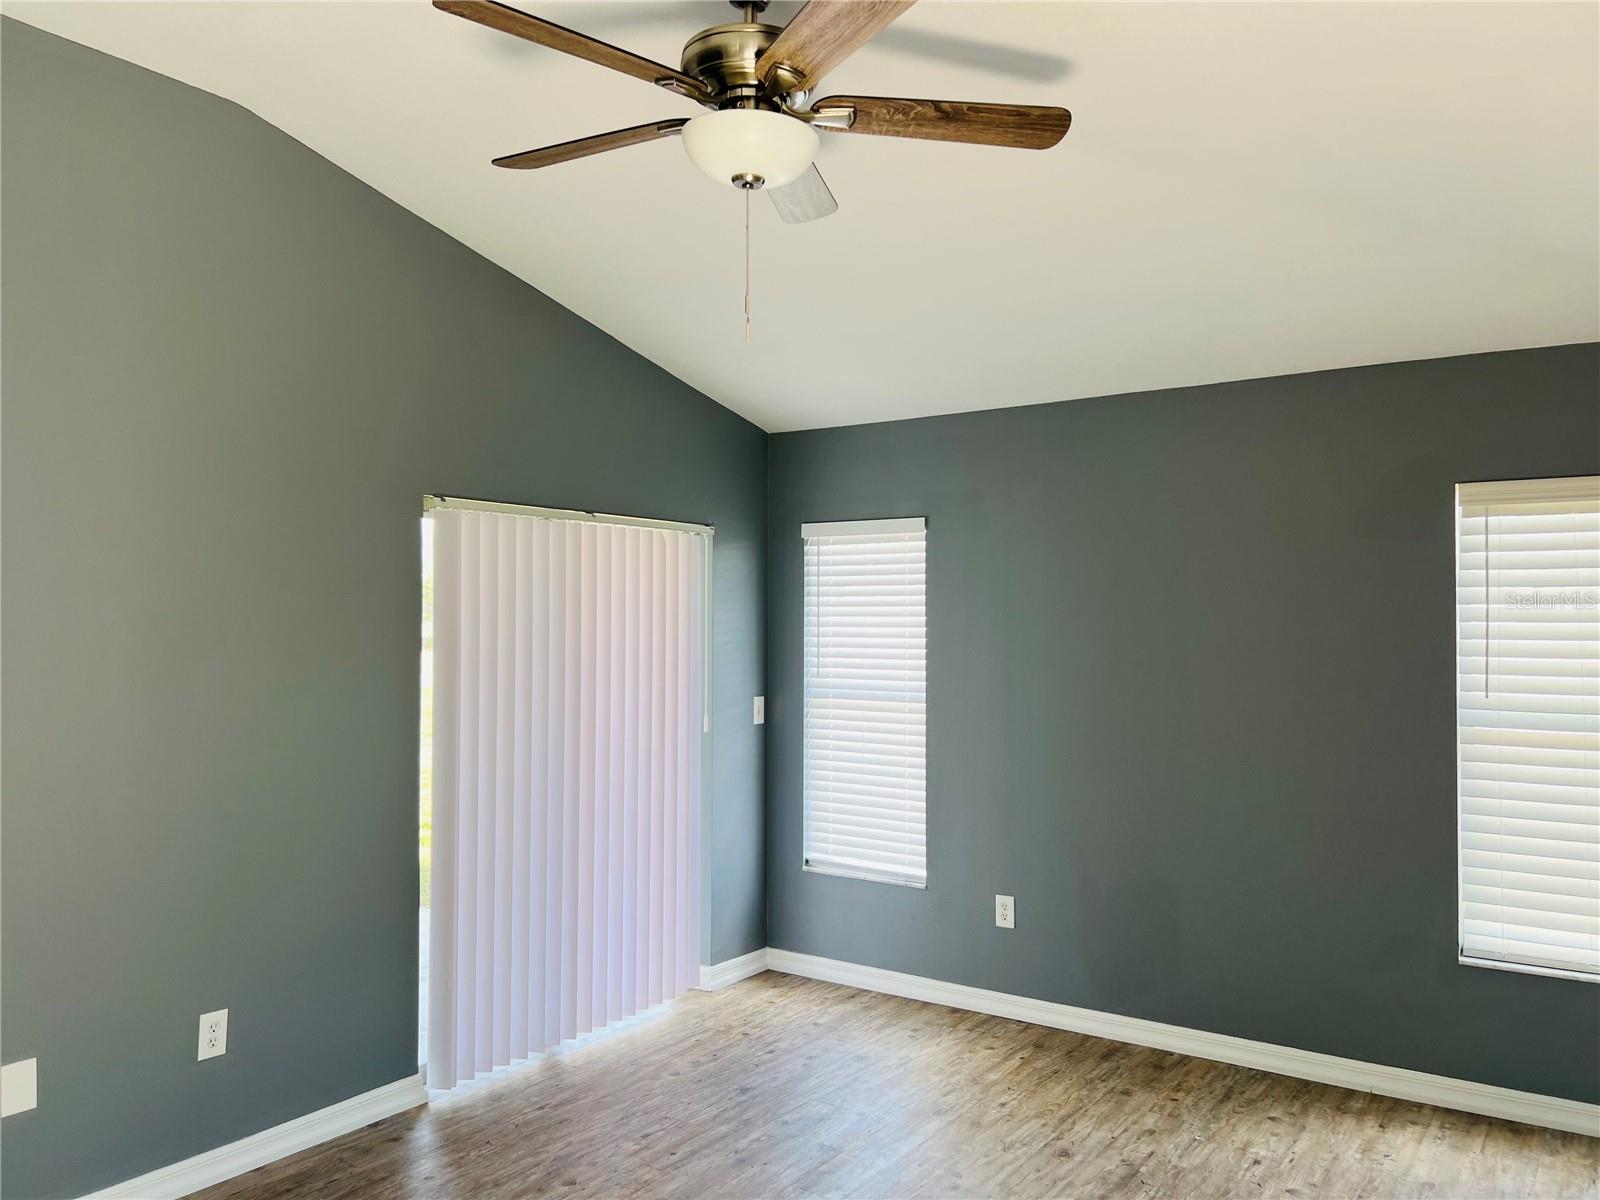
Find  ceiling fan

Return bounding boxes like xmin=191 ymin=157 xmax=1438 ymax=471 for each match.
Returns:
xmin=434 ymin=0 xmax=1073 ymax=224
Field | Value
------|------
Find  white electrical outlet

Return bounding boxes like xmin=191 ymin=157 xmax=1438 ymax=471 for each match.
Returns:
xmin=198 ymin=1009 xmax=228 ymax=1061
xmin=995 ymin=895 xmax=1015 ymax=929
xmin=1 ymin=1058 xmax=37 ymax=1117
xmin=753 ymin=696 xmax=765 ymax=725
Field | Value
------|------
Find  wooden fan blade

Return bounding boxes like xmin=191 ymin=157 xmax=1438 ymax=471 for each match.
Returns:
xmin=493 ymin=119 xmax=689 ymax=169
xmin=756 ymin=0 xmax=917 ymax=91
xmin=768 ymin=165 xmax=839 ymax=224
xmin=812 ymin=95 xmax=1070 ymax=149
xmin=434 ymin=0 xmax=711 ymax=100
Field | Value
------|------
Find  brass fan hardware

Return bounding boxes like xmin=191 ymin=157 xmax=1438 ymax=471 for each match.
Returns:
xmin=436 ymin=0 xmax=1072 ymax=334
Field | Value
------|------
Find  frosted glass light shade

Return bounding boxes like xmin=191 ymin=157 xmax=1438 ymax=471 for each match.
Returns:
xmin=681 ymin=109 xmax=819 ymax=189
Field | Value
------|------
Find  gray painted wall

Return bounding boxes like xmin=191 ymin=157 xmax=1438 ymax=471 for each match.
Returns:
xmin=0 ymin=21 xmax=764 ymax=1199
xmin=767 ymin=344 xmax=1600 ymax=1105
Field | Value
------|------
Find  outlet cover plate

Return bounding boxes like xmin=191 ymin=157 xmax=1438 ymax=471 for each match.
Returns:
xmin=198 ymin=1009 xmax=228 ymax=1061
xmin=995 ymin=895 xmax=1015 ymax=929
xmin=753 ymin=696 xmax=765 ymax=725
xmin=1 ymin=1058 xmax=37 ymax=1117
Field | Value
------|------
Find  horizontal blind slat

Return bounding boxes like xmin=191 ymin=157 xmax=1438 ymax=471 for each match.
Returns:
xmin=1460 ymin=778 xmax=1600 ymax=805
xmin=1462 ymin=848 xmax=1600 ymax=881
xmin=1461 ymin=869 xmax=1600 ymax=900
xmin=1461 ymin=887 xmax=1600 ymax=919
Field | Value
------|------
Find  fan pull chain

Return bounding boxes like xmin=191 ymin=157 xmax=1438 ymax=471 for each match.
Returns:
xmin=743 ymin=185 xmax=752 ymax=343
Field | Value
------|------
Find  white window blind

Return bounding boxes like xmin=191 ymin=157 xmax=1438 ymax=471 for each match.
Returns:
xmin=427 ymin=503 xmax=708 ymax=1089
xmin=803 ymin=517 xmax=927 ymax=888
xmin=1457 ymin=476 xmax=1600 ymax=981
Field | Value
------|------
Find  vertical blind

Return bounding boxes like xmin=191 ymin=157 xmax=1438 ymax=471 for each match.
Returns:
xmin=1457 ymin=476 xmax=1599 ymax=980
xmin=428 ymin=505 xmax=707 ymax=1089
xmin=803 ymin=517 xmax=927 ymax=887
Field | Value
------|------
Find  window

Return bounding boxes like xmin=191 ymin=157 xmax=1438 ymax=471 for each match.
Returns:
xmin=1457 ymin=476 xmax=1599 ymax=981
xmin=803 ymin=518 xmax=927 ymax=887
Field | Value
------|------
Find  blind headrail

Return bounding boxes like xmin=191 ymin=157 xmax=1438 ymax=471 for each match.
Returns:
xmin=1457 ymin=476 xmax=1600 ymax=508
xmin=424 ymin=494 xmax=713 ymax=536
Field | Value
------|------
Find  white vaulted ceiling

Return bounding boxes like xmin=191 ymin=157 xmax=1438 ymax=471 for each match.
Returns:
xmin=7 ymin=1 xmax=1598 ymax=431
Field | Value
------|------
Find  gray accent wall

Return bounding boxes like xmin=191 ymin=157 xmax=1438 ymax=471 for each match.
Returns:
xmin=1 ymin=21 xmax=764 ymax=1199
xmin=767 ymin=344 xmax=1600 ymax=1105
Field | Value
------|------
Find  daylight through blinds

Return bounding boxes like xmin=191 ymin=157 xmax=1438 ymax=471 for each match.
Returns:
xmin=803 ymin=518 xmax=927 ymax=887
xmin=1457 ymin=476 xmax=1600 ymax=979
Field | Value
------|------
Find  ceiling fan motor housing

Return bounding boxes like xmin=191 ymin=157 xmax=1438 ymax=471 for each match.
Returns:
xmin=681 ymin=22 xmax=807 ymax=106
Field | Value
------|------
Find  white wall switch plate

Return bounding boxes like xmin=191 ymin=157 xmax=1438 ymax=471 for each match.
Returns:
xmin=995 ymin=895 xmax=1015 ymax=929
xmin=198 ymin=1009 xmax=228 ymax=1061
xmin=1 ymin=1058 xmax=37 ymax=1117
xmin=753 ymin=696 xmax=765 ymax=725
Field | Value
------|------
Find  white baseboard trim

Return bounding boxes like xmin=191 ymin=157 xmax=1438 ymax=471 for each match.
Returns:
xmin=84 ymin=1074 xmax=427 ymax=1199
xmin=73 ymin=950 xmax=1597 ymax=1198
xmin=765 ymin=948 xmax=1600 ymax=1138
xmin=698 ymin=947 xmax=770 ymax=991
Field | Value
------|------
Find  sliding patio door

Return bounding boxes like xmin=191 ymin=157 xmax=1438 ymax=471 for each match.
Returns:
xmin=426 ymin=501 xmax=707 ymax=1090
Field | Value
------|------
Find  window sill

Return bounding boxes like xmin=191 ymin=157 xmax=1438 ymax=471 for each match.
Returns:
xmin=804 ymin=862 xmax=927 ymax=890
xmin=1459 ymin=954 xmax=1598 ymax=984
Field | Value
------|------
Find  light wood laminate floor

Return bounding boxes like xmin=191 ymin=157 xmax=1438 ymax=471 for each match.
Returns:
xmin=195 ymin=972 xmax=1598 ymax=1199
